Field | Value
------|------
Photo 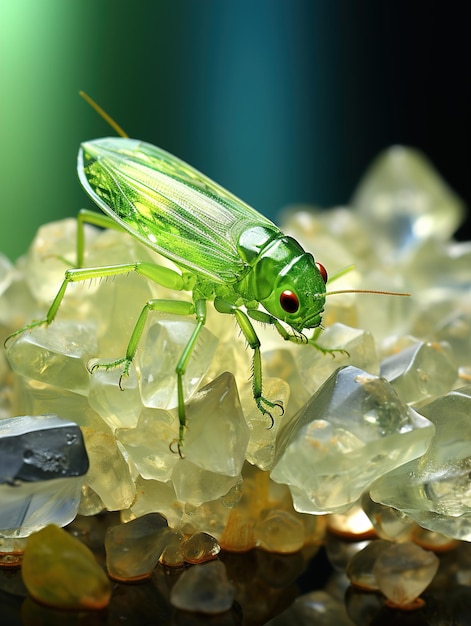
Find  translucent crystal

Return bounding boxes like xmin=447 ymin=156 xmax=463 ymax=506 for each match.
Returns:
xmin=361 ymin=492 xmax=415 ymax=542
xmin=21 ymin=524 xmax=111 ymax=609
xmin=130 ymin=477 xmax=183 ymax=529
xmin=351 ymin=145 xmax=465 ymax=262
xmin=171 ymin=459 xmax=240 ymax=506
xmin=243 ymin=377 xmax=290 ymax=471
xmin=181 ymin=372 xmax=250 ymax=477
xmin=6 ymin=322 xmax=97 ymax=396
xmin=271 ymin=366 xmax=435 ymax=513
xmin=138 ymin=315 xmax=218 ymax=409
xmin=105 ymin=513 xmax=171 ymax=581
xmin=23 ymin=219 xmax=99 ymax=303
xmin=160 ymin=542 xmax=185 ymax=567
xmin=0 ymin=535 xmax=27 ymax=566
xmin=82 ymin=429 xmax=136 ymax=511
xmin=373 ymin=542 xmax=439 ymax=607
xmin=412 ymin=527 xmax=458 ymax=552
xmin=295 ymin=324 xmax=379 ymax=395
xmin=254 ymin=509 xmax=305 ymax=553
xmin=170 ymin=559 xmax=235 ymax=614
xmin=0 ymin=414 xmax=88 ymax=483
xmin=346 ymin=540 xmax=392 ymax=590
xmin=265 ymin=589 xmax=354 ymax=626
xmin=370 ymin=385 xmax=471 ymax=540
xmin=182 ymin=531 xmax=220 ymax=563
xmin=116 ymin=407 xmax=179 ymax=482
xmin=88 ymin=366 xmax=141 ymax=430
xmin=328 ymin=504 xmax=375 ymax=539
xmin=0 ymin=477 xmax=85 ymax=539
xmin=380 ymin=340 xmax=457 ymax=406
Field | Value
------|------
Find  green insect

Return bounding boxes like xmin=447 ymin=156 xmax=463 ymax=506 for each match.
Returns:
xmin=6 ymin=94 xmax=408 ymax=454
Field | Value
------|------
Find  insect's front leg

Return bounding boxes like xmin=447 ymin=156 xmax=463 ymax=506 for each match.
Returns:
xmin=246 ymin=309 xmax=307 ymax=344
xmin=213 ymin=298 xmax=283 ymax=426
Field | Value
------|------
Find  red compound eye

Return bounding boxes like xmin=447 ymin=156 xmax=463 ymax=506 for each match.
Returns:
xmin=280 ymin=290 xmax=299 ymax=313
xmin=316 ymin=262 xmax=328 ymax=284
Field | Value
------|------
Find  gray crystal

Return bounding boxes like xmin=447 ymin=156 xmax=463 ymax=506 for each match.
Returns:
xmin=0 ymin=415 xmax=89 ymax=537
xmin=169 ymin=559 xmax=234 ymax=614
xmin=0 ymin=414 xmax=89 ymax=483
xmin=265 ymin=590 xmax=354 ymax=626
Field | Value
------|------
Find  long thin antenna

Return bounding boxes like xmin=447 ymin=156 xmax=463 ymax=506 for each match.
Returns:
xmin=79 ymin=91 xmax=129 ymax=138
xmin=324 ymin=289 xmax=411 ymax=298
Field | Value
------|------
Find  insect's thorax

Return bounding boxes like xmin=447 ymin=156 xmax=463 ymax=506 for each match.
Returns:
xmin=234 ymin=226 xmax=327 ymax=331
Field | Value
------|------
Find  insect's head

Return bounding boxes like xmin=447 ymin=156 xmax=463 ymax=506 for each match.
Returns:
xmin=253 ymin=238 xmax=328 ymax=332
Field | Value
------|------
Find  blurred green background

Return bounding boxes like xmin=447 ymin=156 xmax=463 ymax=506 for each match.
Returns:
xmin=1 ymin=0 xmax=469 ymax=261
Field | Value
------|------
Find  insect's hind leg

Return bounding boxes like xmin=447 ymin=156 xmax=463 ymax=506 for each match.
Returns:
xmin=4 ymin=261 xmax=189 ymax=348
xmin=76 ymin=209 xmax=127 ymax=268
xmin=174 ymin=299 xmax=207 ymax=455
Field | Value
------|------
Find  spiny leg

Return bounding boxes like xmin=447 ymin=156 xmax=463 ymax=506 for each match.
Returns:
xmin=93 ymin=296 xmax=206 ymax=456
xmin=214 ymin=298 xmax=283 ymax=426
xmin=173 ymin=299 xmax=207 ymax=455
xmin=89 ymin=299 xmax=196 ymax=387
xmin=248 ymin=310 xmax=348 ymax=357
xmin=4 ymin=261 xmax=191 ymax=348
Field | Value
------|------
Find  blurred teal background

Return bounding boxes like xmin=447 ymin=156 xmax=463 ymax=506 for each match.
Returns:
xmin=1 ymin=0 xmax=469 ymax=260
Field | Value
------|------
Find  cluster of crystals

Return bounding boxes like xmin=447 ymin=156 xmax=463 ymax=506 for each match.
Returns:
xmin=0 ymin=146 xmax=470 ymax=616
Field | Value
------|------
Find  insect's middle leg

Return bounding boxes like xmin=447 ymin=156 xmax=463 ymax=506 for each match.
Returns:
xmin=91 ymin=297 xmax=205 ymax=455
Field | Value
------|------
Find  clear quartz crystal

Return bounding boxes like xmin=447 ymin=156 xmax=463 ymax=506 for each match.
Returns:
xmin=0 ymin=415 xmax=89 ymax=537
xmin=271 ymin=366 xmax=435 ymax=514
xmin=138 ymin=316 xmax=218 ymax=409
xmin=373 ymin=542 xmax=439 ymax=607
xmin=182 ymin=531 xmax=220 ymax=563
xmin=7 ymin=322 xmax=98 ymax=396
xmin=380 ymin=340 xmax=457 ymax=406
xmin=351 ymin=146 xmax=465 ymax=263
xmin=346 ymin=540 xmax=393 ymax=590
xmin=370 ymin=386 xmax=471 ymax=540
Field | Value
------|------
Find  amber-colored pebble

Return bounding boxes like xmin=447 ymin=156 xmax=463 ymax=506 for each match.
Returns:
xmin=21 ymin=524 xmax=111 ymax=610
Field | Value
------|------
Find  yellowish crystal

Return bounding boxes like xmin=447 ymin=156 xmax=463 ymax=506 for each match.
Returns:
xmin=21 ymin=524 xmax=111 ymax=609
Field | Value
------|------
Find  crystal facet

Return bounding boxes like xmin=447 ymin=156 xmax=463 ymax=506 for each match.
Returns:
xmin=271 ymin=366 xmax=435 ymax=513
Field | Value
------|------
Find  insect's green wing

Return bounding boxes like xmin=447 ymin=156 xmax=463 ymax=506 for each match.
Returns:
xmin=78 ymin=138 xmax=279 ymax=283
